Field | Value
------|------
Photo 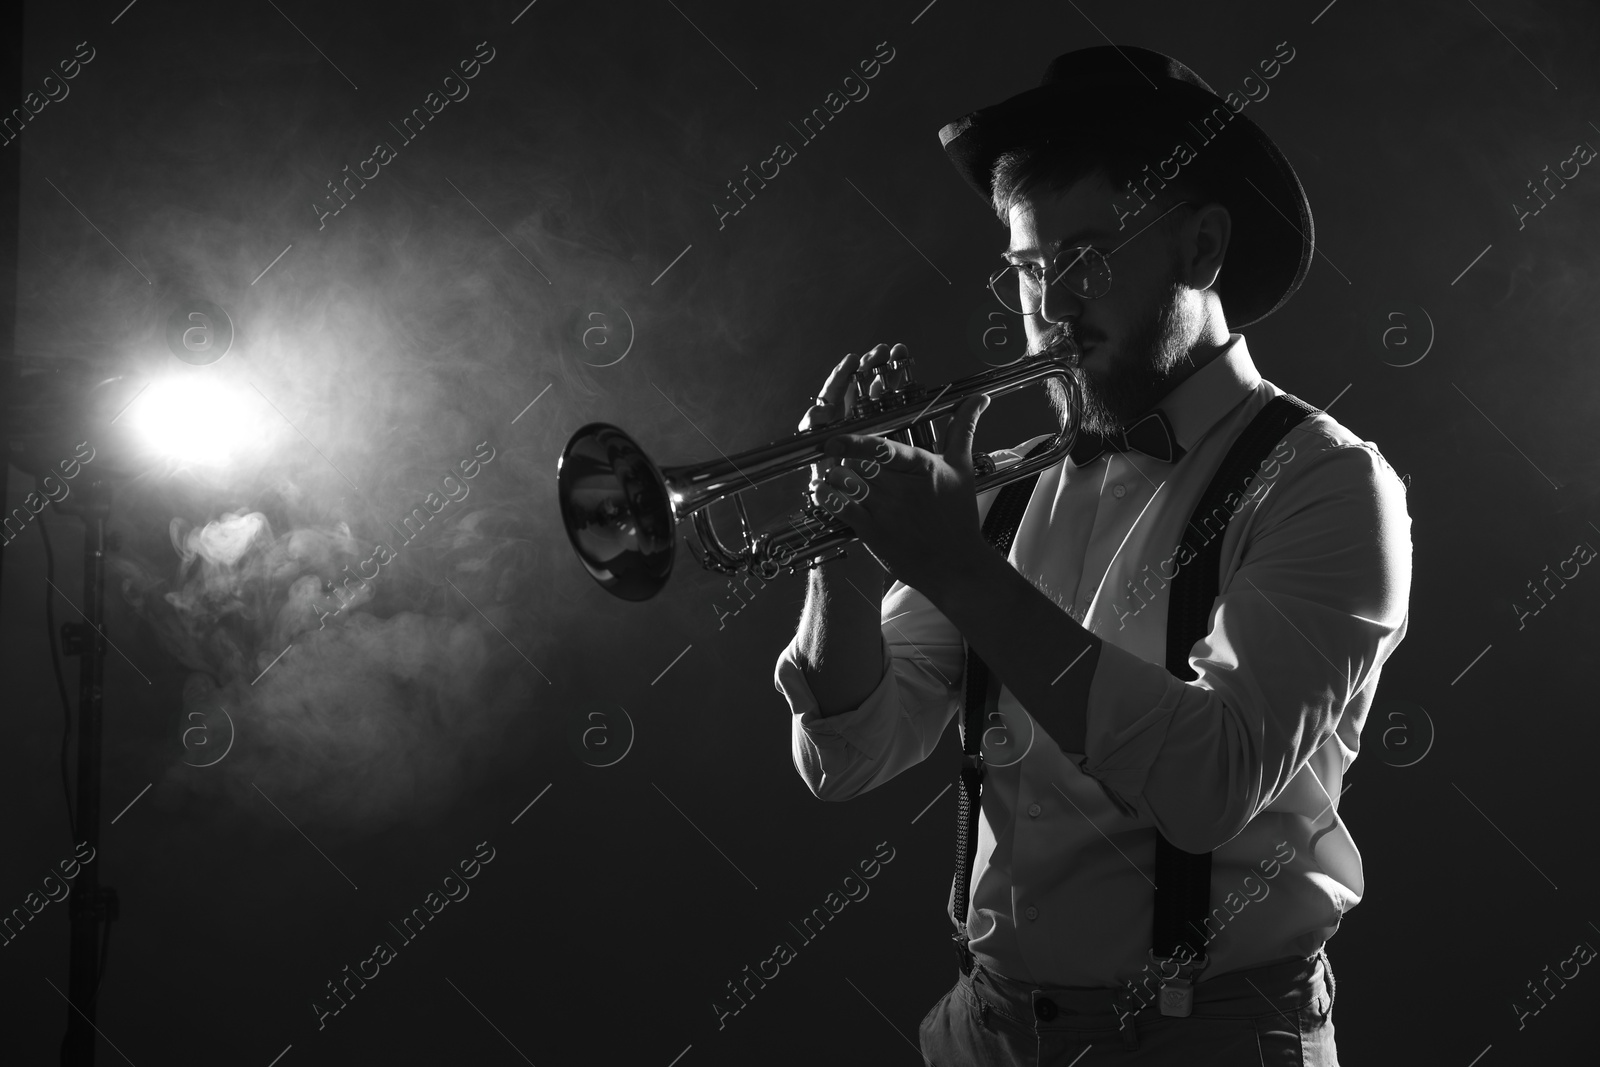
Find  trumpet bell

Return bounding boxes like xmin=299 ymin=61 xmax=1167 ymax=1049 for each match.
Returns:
xmin=557 ymin=422 xmax=676 ymax=601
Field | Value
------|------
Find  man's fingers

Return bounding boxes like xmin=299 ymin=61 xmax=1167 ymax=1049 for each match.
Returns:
xmin=824 ymin=433 xmax=909 ymax=467
xmin=801 ymin=344 xmax=909 ymax=432
xmin=941 ymin=394 xmax=992 ymax=465
xmin=821 ymin=353 xmax=860 ymax=407
xmin=798 ymin=353 xmax=862 ymax=432
xmin=858 ymin=343 xmax=904 ymax=394
xmin=824 ymin=344 xmax=906 ymax=405
xmin=819 ymin=464 xmax=872 ymax=499
xmin=809 ymin=475 xmax=863 ymax=517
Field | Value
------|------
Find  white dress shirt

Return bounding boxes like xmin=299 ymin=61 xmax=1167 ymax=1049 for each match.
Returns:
xmin=772 ymin=333 xmax=1413 ymax=987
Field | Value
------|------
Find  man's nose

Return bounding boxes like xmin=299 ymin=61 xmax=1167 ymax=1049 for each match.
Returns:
xmin=1038 ymin=274 xmax=1084 ymax=324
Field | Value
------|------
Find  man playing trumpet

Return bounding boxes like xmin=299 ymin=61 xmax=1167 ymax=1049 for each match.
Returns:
xmin=776 ymin=44 xmax=1411 ymax=1066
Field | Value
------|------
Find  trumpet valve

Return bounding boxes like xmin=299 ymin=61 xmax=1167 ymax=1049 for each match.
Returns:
xmin=886 ymin=352 xmax=914 ymax=386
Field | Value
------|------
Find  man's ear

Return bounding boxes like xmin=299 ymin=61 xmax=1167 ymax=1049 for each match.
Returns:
xmin=1186 ymin=201 xmax=1231 ymax=293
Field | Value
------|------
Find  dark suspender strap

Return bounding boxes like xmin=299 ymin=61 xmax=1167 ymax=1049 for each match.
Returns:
xmin=952 ymin=436 xmax=1058 ymax=960
xmin=1153 ymin=392 xmax=1316 ymax=965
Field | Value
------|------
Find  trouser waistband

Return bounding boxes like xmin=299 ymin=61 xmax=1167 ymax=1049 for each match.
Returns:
xmin=960 ymin=947 xmax=1330 ymax=1033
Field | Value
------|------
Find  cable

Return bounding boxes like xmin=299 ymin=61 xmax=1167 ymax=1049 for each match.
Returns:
xmin=38 ymin=494 xmax=76 ymax=841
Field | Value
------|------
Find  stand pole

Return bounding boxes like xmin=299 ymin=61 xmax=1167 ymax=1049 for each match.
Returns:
xmin=60 ymin=477 xmax=113 ymax=1067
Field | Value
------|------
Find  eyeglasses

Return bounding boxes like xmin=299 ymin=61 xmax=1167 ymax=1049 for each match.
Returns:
xmin=988 ymin=200 xmax=1196 ymax=315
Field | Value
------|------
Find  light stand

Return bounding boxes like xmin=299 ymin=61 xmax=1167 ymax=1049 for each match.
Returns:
xmin=7 ymin=367 xmax=126 ymax=1067
xmin=55 ymin=474 xmax=117 ymax=1067
xmin=8 ymin=365 xmax=261 ymax=1066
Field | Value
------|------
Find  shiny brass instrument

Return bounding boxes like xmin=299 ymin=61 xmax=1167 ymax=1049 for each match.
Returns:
xmin=557 ymin=349 xmax=1081 ymax=600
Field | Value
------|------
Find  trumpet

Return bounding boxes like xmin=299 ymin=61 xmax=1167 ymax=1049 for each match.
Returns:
xmin=557 ymin=348 xmax=1081 ymax=600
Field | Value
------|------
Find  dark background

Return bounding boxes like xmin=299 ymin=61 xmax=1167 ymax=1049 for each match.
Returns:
xmin=2 ymin=0 xmax=1597 ymax=1063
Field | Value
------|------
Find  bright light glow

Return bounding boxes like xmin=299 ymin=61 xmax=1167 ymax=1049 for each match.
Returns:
xmin=126 ymin=374 xmax=266 ymax=467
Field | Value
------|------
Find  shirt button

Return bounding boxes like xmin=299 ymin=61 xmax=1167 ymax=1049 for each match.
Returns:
xmin=1028 ymin=803 xmax=1042 ymax=817
xmin=1113 ymin=484 xmax=1127 ymax=498
xmin=1025 ymin=906 xmax=1039 ymax=920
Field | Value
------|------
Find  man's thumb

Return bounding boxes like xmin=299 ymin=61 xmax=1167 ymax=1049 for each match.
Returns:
xmin=943 ymin=394 xmax=991 ymax=464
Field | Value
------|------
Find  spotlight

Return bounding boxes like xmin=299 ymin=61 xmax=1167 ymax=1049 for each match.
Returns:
xmin=4 ymin=355 xmax=260 ymax=1067
xmin=119 ymin=371 xmax=266 ymax=467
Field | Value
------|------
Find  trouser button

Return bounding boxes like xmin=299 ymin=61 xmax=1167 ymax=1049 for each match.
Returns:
xmin=1034 ymin=997 xmax=1057 ymax=1021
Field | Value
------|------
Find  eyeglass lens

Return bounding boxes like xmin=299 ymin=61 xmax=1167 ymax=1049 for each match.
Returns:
xmin=990 ymin=247 xmax=1112 ymax=314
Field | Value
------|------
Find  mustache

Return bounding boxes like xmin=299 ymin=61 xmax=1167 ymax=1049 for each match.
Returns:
xmin=1034 ymin=325 xmax=1100 ymax=360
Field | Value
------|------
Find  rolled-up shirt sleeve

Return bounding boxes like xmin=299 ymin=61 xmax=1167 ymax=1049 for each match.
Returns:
xmin=774 ymin=441 xmax=1046 ymax=802
xmin=1076 ymin=440 xmax=1413 ymax=853
xmin=775 ymin=579 xmax=965 ymax=801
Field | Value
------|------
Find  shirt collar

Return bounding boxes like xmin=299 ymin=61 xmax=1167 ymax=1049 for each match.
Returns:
xmin=1141 ymin=332 xmax=1260 ymax=454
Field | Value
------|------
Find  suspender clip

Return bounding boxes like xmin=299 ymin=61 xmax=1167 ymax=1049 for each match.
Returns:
xmin=951 ymin=930 xmax=976 ymax=977
xmin=1150 ymin=950 xmax=1209 ymax=1018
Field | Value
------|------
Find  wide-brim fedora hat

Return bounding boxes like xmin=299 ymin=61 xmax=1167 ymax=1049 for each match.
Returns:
xmin=938 ymin=45 xmax=1313 ymax=328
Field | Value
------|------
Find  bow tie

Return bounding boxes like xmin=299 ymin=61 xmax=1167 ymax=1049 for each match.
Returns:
xmin=1067 ymin=409 xmax=1186 ymax=467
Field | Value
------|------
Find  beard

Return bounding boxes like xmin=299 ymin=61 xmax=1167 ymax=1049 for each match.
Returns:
xmin=1038 ymin=269 xmax=1197 ymax=436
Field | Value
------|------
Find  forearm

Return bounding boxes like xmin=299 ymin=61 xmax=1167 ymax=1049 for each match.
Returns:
xmin=794 ymin=551 xmax=889 ymax=717
xmin=931 ymin=548 xmax=1102 ymax=753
